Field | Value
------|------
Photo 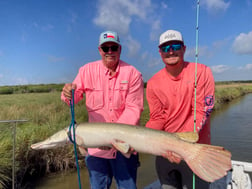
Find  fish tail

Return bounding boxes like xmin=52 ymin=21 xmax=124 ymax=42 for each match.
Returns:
xmin=184 ymin=143 xmax=232 ymax=182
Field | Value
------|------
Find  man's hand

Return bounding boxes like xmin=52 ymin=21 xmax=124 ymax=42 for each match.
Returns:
xmin=62 ymin=83 xmax=76 ymax=100
xmin=128 ymin=147 xmax=137 ymax=154
xmin=163 ymin=151 xmax=182 ymax=164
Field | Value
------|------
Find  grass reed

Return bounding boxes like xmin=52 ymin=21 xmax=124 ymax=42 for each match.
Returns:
xmin=0 ymin=83 xmax=252 ymax=188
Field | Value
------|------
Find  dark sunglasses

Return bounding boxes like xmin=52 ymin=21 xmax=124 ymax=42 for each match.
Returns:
xmin=160 ymin=44 xmax=183 ymax=53
xmin=101 ymin=45 xmax=119 ymax=53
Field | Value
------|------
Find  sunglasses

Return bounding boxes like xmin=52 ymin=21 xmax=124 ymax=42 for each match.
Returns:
xmin=160 ymin=44 xmax=183 ymax=53
xmin=101 ymin=45 xmax=119 ymax=53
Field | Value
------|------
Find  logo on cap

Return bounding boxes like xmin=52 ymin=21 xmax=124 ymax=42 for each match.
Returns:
xmin=104 ymin=33 xmax=115 ymax=39
xmin=164 ymin=33 xmax=176 ymax=40
xmin=159 ymin=30 xmax=183 ymax=47
xmin=99 ymin=31 xmax=120 ymax=46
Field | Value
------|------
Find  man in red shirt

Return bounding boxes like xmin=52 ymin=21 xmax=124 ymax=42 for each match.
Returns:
xmin=146 ymin=29 xmax=215 ymax=188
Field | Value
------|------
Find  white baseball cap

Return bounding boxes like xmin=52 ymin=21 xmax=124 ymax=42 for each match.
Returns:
xmin=159 ymin=30 xmax=184 ymax=47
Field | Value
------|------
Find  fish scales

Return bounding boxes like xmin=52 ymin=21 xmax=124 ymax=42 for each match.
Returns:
xmin=31 ymin=122 xmax=232 ymax=183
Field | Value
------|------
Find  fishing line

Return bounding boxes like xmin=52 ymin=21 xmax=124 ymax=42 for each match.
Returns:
xmin=193 ymin=0 xmax=200 ymax=188
xmin=68 ymin=89 xmax=82 ymax=189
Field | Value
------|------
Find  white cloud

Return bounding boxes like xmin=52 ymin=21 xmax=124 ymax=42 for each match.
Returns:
xmin=33 ymin=22 xmax=54 ymax=32
xmin=124 ymin=36 xmax=141 ymax=57
xmin=232 ymin=31 xmax=252 ymax=55
xmin=245 ymin=64 xmax=252 ymax=70
xmin=93 ymin=0 xmax=152 ymax=35
xmin=93 ymin=0 xmax=162 ymax=65
xmin=211 ymin=65 xmax=230 ymax=73
xmin=141 ymin=51 xmax=161 ymax=68
xmin=212 ymin=38 xmax=230 ymax=49
xmin=201 ymin=0 xmax=230 ymax=13
xmin=238 ymin=64 xmax=252 ymax=70
xmin=213 ymin=66 xmax=252 ymax=81
xmin=67 ymin=11 xmax=78 ymax=32
xmin=15 ymin=77 xmax=28 ymax=85
xmin=161 ymin=2 xmax=168 ymax=9
xmin=150 ymin=20 xmax=161 ymax=41
xmin=185 ymin=46 xmax=212 ymax=59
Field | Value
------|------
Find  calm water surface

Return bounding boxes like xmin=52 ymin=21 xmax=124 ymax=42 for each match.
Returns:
xmin=211 ymin=94 xmax=252 ymax=162
xmin=35 ymin=94 xmax=252 ymax=188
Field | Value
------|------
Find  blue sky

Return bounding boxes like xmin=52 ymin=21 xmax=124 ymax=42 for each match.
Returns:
xmin=0 ymin=0 xmax=252 ymax=86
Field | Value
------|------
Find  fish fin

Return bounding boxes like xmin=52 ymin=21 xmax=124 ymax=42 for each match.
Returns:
xmin=78 ymin=146 xmax=88 ymax=156
xmin=111 ymin=140 xmax=130 ymax=154
xmin=162 ymin=151 xmax=182 ymax=164
xmin=174 ymin=132 xmax=199 ymax=143
xmin=184 ymin=143 xmax=232 ymax=182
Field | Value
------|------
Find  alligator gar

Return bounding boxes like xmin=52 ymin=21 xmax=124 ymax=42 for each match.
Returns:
xmin=31 ymin=122 xmax=232 ymax=182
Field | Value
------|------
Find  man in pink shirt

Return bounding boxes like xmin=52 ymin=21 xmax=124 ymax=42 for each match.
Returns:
xmin=61 ymin=31 xmax=144 ymax=189
xmin=146 ymin=30 xmax=215 ymax=188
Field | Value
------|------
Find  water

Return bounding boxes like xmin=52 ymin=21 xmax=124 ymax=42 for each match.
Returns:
xmin=211 ymin=94 xmax=252 ymax=162
xmin=35 ymin=154 xmax=158 ymax=188
xmin=35 ymin=94 xmax=252 ymax=188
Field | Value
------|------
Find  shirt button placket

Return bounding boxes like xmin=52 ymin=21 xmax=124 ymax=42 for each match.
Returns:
xmin=108 ymin=81 xmax=114 ymax=122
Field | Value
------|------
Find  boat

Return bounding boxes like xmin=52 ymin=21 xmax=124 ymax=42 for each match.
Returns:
xmin=144 ymin=160 xmax=252 ymax=189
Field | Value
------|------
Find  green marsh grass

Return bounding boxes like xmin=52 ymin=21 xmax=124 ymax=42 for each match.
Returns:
xmin=0 ymin=92 xmax=87 ymax=188
xmin=0 ymin=83 xmax=252 ymax=188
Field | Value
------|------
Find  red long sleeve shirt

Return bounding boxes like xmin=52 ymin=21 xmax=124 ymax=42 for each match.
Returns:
xmin=146 ymin=62 xmax=215 ymax=144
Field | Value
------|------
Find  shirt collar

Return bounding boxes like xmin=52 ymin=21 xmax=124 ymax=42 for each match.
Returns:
xmin=102 ymin=60 xmax=121 ymax=78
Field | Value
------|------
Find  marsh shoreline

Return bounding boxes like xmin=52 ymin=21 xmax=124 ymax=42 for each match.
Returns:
xmin=0 ymin=82 xmax=252 ymax=188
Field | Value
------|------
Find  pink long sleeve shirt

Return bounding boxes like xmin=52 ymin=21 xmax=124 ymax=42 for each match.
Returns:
xmin=146 ymin=62 xmax=215 ymax=144
xmin=61 ymin=60 xmax=144 ymax=158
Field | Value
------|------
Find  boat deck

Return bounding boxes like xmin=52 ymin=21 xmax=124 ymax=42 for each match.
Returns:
xmin=144 ymin=160 xmax=252 ymax=189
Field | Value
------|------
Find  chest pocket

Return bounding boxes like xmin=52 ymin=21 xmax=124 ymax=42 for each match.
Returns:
xmin=113 ymin=83 xmax=128 ymax=110
xmin=85 ymin=88 xmax=104 ymax=112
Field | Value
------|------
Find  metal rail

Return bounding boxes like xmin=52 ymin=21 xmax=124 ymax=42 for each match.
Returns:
xmin=0 ymin=120 xmax=28 ymax=189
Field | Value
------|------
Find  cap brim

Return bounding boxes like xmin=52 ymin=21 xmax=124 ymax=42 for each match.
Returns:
xmin=158 ymin=40 xmax=184 ymax=47
xmin=99 ymin=39 xmax=121 ymax=46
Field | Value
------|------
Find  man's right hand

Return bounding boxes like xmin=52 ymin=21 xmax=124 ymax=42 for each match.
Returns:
xmin=62 ymin=83 xmax=76 ymax=100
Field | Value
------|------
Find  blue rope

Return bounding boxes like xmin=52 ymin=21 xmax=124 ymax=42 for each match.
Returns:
xmin=68 ymin=89 xmax=82 ymax=189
